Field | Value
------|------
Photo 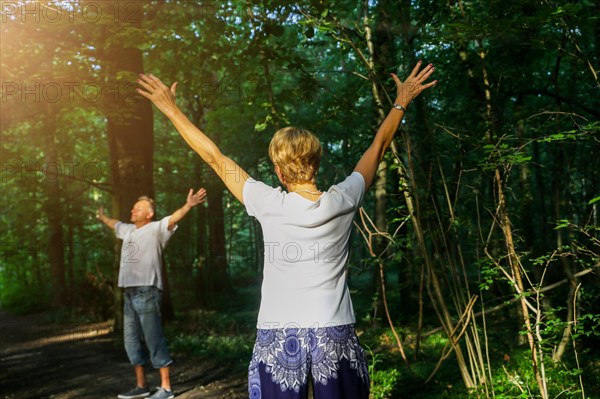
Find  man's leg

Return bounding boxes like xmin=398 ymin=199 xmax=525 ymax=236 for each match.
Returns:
xmin=159 ymin=366 xmax=171 ymax=391
xmin=133 ymin=287 xmax=173 ymax=391
xmin=119 ymin=289 xmax=150 ymax=398
xmin=135 ymin=365 xmax=147 ymax=389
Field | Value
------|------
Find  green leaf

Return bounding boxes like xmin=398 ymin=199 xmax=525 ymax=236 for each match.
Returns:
xmin=254 ymin=121 xmax=268 ymax=132
xmin=554 ymin=219 xmax=571 ymax=230
xmin=588 ymin=196 xmax=600 ymax=205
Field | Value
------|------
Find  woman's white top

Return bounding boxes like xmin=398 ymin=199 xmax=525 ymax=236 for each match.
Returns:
xmin=243 ymin=172 xmax=366 ymax=329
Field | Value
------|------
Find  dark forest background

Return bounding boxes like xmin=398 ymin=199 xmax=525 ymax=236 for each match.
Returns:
xmin=1 ymin=1 xmax=599 ymax=398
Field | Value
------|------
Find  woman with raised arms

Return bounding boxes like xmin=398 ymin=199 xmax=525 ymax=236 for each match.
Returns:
xmin=137 ymin=61 xmax=435 ymax=399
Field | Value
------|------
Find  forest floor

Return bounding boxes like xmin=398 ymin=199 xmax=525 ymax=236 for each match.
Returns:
xmin=0 ymin=310 xmax=247 ymax=399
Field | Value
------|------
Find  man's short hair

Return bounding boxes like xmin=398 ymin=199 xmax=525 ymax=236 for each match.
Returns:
xmin=137 ymin=196 xmax=156 ymax=214
xmin=268 ymin=126 xmax=322 ymax=184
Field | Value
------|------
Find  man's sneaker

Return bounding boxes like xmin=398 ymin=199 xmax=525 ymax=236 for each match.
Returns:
xmin=148 ymin=387 xmax=175 ymax=399
xmin=117 ymin=386 xmax=150 ymax=399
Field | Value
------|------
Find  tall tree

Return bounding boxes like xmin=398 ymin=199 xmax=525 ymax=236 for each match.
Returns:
xmin=96 ymin=0 xmax=156 ymax=323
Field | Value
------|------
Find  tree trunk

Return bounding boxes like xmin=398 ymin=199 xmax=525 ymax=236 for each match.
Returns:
xmin=104 ymin=42 xmax=155 ymax=329
xmin=479 ymin=47 xmax=548 ymax=398
xmin=44 ymin=104 xmax=67 ymax=308
xmin=66 ymin=224 xmax=75 ymax=306
xmin=363 ymin=0 xmax=388 ymax=326
xmin=186 ymin=97 xmax=216 ymax=307
xmin=195 ymin=198 xmax=209 ymax=307
xmin=160 ymin=256 xmax=174 ymax=321
xmin=206 ymin=177 xmax=229 ymax=294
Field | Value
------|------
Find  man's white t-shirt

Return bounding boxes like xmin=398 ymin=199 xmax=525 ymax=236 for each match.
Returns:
xmin=243 ymin=172 xmax=366 ymax=329
xmin=115 ymin=216 xmax=176 ymax=290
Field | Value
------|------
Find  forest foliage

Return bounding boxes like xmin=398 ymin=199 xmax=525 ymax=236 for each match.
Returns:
xmin=1 ymin=0 xmax=599 ymax=398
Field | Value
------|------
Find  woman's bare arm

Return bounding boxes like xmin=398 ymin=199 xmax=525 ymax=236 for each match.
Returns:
xmin=137 ymin=75 xmax=249 ymax=203
xmin=354 ymin=61 xmax=436 ymax=190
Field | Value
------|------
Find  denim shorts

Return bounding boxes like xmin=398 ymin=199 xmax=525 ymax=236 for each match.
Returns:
xmin=123 ymin=286 xmax=172 ymax=368
xmin=248 ymin=324 xmax=369 ymax=399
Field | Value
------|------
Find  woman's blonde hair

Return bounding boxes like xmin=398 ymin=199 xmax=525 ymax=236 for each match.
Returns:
xmin=268 ymin=127 xmax=322 ymax=184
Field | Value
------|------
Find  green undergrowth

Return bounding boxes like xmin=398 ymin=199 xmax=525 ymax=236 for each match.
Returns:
xmin=166 ymin=284 xmax=258 ymax=374
xmin=357 ymin=319 xmax=600 ymax=399
xmin=161 ymin=274 xmax=600 ymax=398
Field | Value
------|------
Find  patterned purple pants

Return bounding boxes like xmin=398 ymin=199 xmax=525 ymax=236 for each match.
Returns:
xmin=248 ymin=324 xmax=370 ymax=399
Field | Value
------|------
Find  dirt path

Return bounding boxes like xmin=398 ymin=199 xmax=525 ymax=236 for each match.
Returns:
xmin=0 ymin=311 xmax=247 ymax=399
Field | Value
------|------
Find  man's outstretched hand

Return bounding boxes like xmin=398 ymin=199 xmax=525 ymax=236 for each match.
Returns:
xmin=187 ymin=188 xmax=207 ymax=208
xmin=96 ymin=205 xmax=105 ymax=220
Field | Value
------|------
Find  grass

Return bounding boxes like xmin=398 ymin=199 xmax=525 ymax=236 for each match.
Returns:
xmin=166 ymin=283 xmax=258 ymax=374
